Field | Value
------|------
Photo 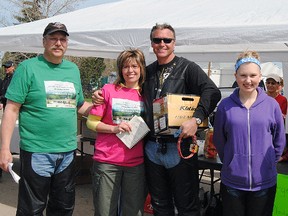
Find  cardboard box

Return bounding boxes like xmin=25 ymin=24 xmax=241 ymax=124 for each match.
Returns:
xmin=153 ymin=94 xmax=208 ymax=134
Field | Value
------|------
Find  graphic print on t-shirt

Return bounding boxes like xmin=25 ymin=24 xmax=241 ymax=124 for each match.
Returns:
xmin=44 ymin=81 xmax=76 ymax=108
xmin=112 ymin=98 xmax=144 ymax=124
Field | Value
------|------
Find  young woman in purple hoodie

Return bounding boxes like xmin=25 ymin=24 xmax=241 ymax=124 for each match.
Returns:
xmin=213 ymin=50 xmax=285 ymax=216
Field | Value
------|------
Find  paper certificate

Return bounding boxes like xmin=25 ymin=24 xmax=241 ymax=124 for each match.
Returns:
xmin=116 ymin=116 xmax=150 ymax=149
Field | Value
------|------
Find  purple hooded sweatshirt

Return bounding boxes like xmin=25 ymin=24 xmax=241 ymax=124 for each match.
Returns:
xmin=213 ymin=87 xmax=285 ymax=191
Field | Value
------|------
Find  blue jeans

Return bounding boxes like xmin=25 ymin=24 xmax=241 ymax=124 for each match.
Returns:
xmin=221 ymin=183 xmax=276 ymax=216
xmin=145 ymin=140 xmax=180 ymax=168
xmin=17 ymin=149 xmax=76 ymax=216
xmin=31 ymin=151 xmax=74 ymax=177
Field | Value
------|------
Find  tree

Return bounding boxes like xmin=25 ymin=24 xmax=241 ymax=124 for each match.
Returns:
xmin=69 ymin=56 xmax=107 ymax=98
xmin=1 ymin=0 xmax=85 ymax=66
xmin=0 ymin=0 xmax=116 ymax=99
xmin=0 ymin=0 xmax=85 ymax=26
xmin=14 ymin=0 xmax=45 ymax=23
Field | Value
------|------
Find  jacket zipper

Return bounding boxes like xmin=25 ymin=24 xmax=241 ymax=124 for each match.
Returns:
xmin=247 ymin=109 xmax=252 ymax=190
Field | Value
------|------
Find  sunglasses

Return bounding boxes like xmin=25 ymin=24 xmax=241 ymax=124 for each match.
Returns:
xmin=152 ymin=38 xmax=174 ymax=44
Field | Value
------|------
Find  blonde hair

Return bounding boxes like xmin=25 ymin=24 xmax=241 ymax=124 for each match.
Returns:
xmin=236 ymin=50 xmax=260 ymax=61
xmin=235 ymin=50 xmax=261 ymax=72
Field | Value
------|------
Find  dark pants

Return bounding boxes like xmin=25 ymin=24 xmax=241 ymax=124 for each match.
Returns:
xmin=221 ymin=183 xmax=276 ymax=216
xmin=145 ymin=155 xmax=200 ymax=216
xmin=16 ymin=150 xmax=76 ymax=216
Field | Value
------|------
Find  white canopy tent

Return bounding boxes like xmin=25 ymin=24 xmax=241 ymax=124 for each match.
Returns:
xmin=0 ymin=0 xmax=287 ymax=63
xmin=0 ymin=0 xmax=287 ymax=83
xmin=0 ymin=0 xmax=287 ymax=130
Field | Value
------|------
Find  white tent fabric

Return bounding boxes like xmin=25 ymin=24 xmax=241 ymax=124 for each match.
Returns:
xmin=0 ymin=0 xmax=288 ymax=131
xmin=261 ymin=62 xmax=283 ymax=77
xmin=0 ymin=0 xmax=287 ymax=64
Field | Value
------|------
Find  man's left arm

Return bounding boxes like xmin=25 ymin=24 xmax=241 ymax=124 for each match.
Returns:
xmin=180 ymin=63 xmax=221 ymax=138
xmin=78 ymin=101 xmax=92 ymax=116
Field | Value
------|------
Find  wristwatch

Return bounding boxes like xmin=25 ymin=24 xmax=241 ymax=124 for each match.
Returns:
xmin=194 ymin=117 xmax=202 ymax=125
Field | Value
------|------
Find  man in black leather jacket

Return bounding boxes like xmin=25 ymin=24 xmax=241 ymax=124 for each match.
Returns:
xmin=143 ymin=23 xmax=221 ymax=216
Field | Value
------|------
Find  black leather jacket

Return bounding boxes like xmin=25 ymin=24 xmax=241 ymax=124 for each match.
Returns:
xmin=143 ymin=56 xmax=221 ymax=136
xmin=0 ymin=74 xmax=13 ymax=108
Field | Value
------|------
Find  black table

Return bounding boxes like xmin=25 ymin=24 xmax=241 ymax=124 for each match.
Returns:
xmin=78 ymin=136 xmax=95 ymax=157
xmin=198 ymin=156 xmax=288 ymax=194
xmin=198 ymin=156 xmax=222 ymax=196
xmin=277 ymin=161 xmax=288 ymax=175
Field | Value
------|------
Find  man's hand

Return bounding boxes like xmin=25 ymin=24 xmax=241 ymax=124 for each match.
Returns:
xmin=0 ymin=103 xmax=3 ymax=110
xmin=92 ymin=90 xmax=104 ymax=105
xmin=179 ymin=118 xmax=198 ymax=139
xmin=0 ymin=149 xmax=13 ymax=172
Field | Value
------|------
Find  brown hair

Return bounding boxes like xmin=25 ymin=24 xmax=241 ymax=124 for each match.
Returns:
xmin=150 ymin=23 xmax=176 ymax=41
xmin=114 ymin=49 xmax=146 ymax=92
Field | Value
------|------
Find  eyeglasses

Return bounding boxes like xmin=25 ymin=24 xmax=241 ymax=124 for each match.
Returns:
xmin=122 ymin=65 xmax=139 ymax=71
xmin=152 ymin=38 xmax=174 ymax=44
xmin=45 ymin=37 xmax=68 ymax=44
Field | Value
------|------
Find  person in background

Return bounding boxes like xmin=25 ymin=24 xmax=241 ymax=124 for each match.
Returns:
xmin=213 ymin=50 xmax=285 ymax=216
xmin=265 ymin=74 xmax=288 ymax=162
xmin=265 ymin=73 xmax=287 ymax=120
xmin=0 ymin=60 xmax=15 ymax=110
xmin=0 ymin=22 xmax=91 ymax=216
xmin=86 ymin=49 xmax=147 ymax=216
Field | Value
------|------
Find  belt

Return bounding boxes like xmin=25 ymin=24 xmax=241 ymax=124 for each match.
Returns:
xmin=147 ymin=136 xmax=177 ymax=154
xmin=147 ymin=136 xmax=177 ymax=143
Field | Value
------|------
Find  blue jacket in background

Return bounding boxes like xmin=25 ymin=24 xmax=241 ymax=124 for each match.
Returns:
xmin=213 ymin=87 xmax=285 ymax=191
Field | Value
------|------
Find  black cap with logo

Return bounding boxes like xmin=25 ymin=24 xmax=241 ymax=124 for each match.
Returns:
xmin=43 ymin=22 xmax=69 ymax=37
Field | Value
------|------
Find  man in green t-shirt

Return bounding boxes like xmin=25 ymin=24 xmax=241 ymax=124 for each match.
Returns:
xmin=0 ymin=22 xmax=91 ymax=216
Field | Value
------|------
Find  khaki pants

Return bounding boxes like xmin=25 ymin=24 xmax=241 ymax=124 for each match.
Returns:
xmin=91 ymin=161 xmax=146 ymax=216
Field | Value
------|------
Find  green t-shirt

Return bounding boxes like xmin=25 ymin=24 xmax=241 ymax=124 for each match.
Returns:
xmin=6 ymin=55 xmax=84 ymax=153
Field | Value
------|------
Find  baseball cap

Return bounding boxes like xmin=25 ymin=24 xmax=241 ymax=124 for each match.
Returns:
xmin=266 ymin=73 xmax=281 ymax=83
xmin=43 ymin=22 xmax=69 ymax=37
xmin=2 ymin=61 xmax=13 ymax=68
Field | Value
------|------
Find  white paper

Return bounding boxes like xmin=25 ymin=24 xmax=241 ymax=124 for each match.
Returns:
xmin=116 ymin=116 xmax=150 ymax=149
xmin=8 ymin=163 xmax=20 ymax=184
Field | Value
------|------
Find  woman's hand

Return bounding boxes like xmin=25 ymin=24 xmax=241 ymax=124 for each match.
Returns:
xmin=113 ymin=122 xmax=132 ymax=134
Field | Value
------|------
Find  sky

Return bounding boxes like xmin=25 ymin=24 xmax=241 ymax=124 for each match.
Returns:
xmin=0 ymin=0 xmax=118 ymax=27
xmin=0 ymin=0 xmax=118 ymax=59
xmin=78 ymin=0 xmax=117 ymax=9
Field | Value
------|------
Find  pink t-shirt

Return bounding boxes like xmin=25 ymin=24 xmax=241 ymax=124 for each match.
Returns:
xmin=89 ymin=84 xmax=144 ymax=167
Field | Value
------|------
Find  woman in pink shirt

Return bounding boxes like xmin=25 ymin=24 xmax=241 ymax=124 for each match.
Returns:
xmin=86 ymin=49 xmax=146 ymax=216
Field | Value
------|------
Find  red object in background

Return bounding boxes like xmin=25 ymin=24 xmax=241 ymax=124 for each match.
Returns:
xmin=144 ymin=193 xmax=154 ymax=214
xmin=204 ymin=129 xmax=218 ymax=159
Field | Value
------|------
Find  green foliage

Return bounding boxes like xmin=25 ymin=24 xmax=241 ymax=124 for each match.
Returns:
xmin=67 ymin=56 xmax=106 ymax=99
